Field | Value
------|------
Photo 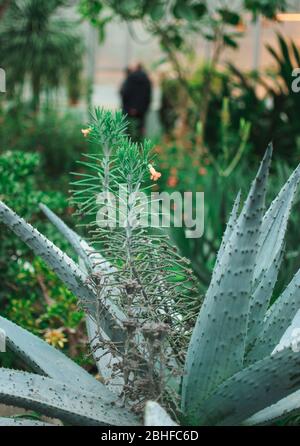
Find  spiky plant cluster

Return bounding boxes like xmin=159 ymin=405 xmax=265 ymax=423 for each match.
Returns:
xmin=4 ymin=123 xmax=300 ymax=425
xmin=71 ymin=109 xmax=200 ymax=410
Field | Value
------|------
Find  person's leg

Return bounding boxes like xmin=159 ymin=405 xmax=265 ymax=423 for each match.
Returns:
xmin=128 ymin=115 xmax=145 ymax=142
xmin=137 ymin=115 xmax=146 ymax=138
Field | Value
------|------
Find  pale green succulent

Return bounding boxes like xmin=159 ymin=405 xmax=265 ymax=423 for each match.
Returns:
xmin=1 ymin=111 xmax=300 ymax=425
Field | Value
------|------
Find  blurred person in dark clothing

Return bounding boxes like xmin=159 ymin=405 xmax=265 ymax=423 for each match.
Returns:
xmin=120 ymin=63 xmax=152 ymax=139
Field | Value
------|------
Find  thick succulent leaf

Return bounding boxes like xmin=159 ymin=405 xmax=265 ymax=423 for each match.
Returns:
xmin=245 ymin=245 xmax=283 ymax=352
xmin=76 ymin=255 xmax=121 ymax=391
xmin=253 ymin=164 xmax=300 ymax=285
xmin=79 ymin=241 xmax=127 ymax=322
xmin=86 ymin=316 xmax=112 ymax=379
xmin=196 ymin=347 xmax=300 ymax=426
xmin=40 ymin=203 xmax=126 ymax=375
xmin=40 ymin=203 xmax=113 ymax=275
xmin=247 ymin=267 xmax=300 ymax=363
xmin=0 ymin=368 xmax=139 ymax=426
xmin=0 ymin=200 xmax=125 ymax=345
xmin=41 ymin=203 xmax=126 ymax=326
xmin=244 ymin=390 xmax=300 ymax=425
xmin=243 ymin=165 xmax=300 ymax=362
xmin=80 ymin=253 xmax=127 ymax=391
xmin=86 ymin=316 xmax=124 ymax=394
xmin=0 ymin=201 xmax=95 ymax=313
xmin=144 ymin=401 xmax=178 ymax=426
xmin=0 ymin=418 xmax=55 ymax=426
xmin=181 ymin=146 xmax=272 ymax=421
xmin=0 ymin=315 xmax=115 ymax=402
xmin=245 ymin=311 xmax=300 ymax=425
xmin=272 ymin=308 xmax=300 ymax=355
xmin=39 ymin=203 xmax=92 ymax=271
xmin=212 ymin=190 xmax=241 ymax=280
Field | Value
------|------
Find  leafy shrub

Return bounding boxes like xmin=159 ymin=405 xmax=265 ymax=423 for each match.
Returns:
xmin=0 ymin=150 xmax=88 ymax=364
xmin=0 ymin=106 xmax=88 ymax=184
xmin=0 ymin=110 xmax=300 ymax=425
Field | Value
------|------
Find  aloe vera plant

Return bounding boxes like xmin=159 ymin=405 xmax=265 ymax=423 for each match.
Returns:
xmin=1 ymin=110 xmax=300 ymax=425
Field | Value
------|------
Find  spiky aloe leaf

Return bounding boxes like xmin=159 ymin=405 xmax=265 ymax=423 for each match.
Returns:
xmin=245 ymin=245 xmax=283 ymax=351
xmin=39 ymin=203 xmax=92 ymax=271
xmin=253 ymin=163 xmax=300 ymax=286
xmin=182 ymin=146 xmax=272 ymax=422
xmin=0 ymin=200 xmax=125 ymax=345
xmin=247 ymin=267 xmax=300 ymax=363
xmin=40 ymin=203 xmax=126 ymax=324
xmin=86 ymin=316 xmax=124 ymax=394
xmin=244 ymin=390 xmax=300 ymax=426
xmin=272 ymin=308 xmax=300 ymax=355
xmin=78 ymin=253 xmax=122 ymax=390
xmin=0 ymin=368 xmax=139 ymax=426
xmin=196 ymin=347 xmax=300 ymax=426
xmin=0 ymin=202 xmax=93 ymax=311
xmin=243 ymin=311 xmax=300 ymax=425
xmin=243 ymin=164 xmax=300 ymax=362
xmin=0 ymin=418 xmax=55 ymax=426
xmin=144 ymin=401 xmax=178 ymax=426
xmin=40 ymin=204 xmax=126 ymax=383
xmin=0 ymin=316 xmax=115 ymax=401
xmin=212 ymin=190 xmax=241 ymax=279
xmin=40 ymin=204 xmax=113 ymax=277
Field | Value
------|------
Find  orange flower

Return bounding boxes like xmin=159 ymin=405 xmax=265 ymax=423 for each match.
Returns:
xmin=167 ymin=176 xmax=178 ymax=187
xmin=148 ymin=164 xmax=162 ymax=181
xmin=199 ymin=167 xmax=207 ymax=176
xmin=81 ymin=127 xmax=92 ymax=137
